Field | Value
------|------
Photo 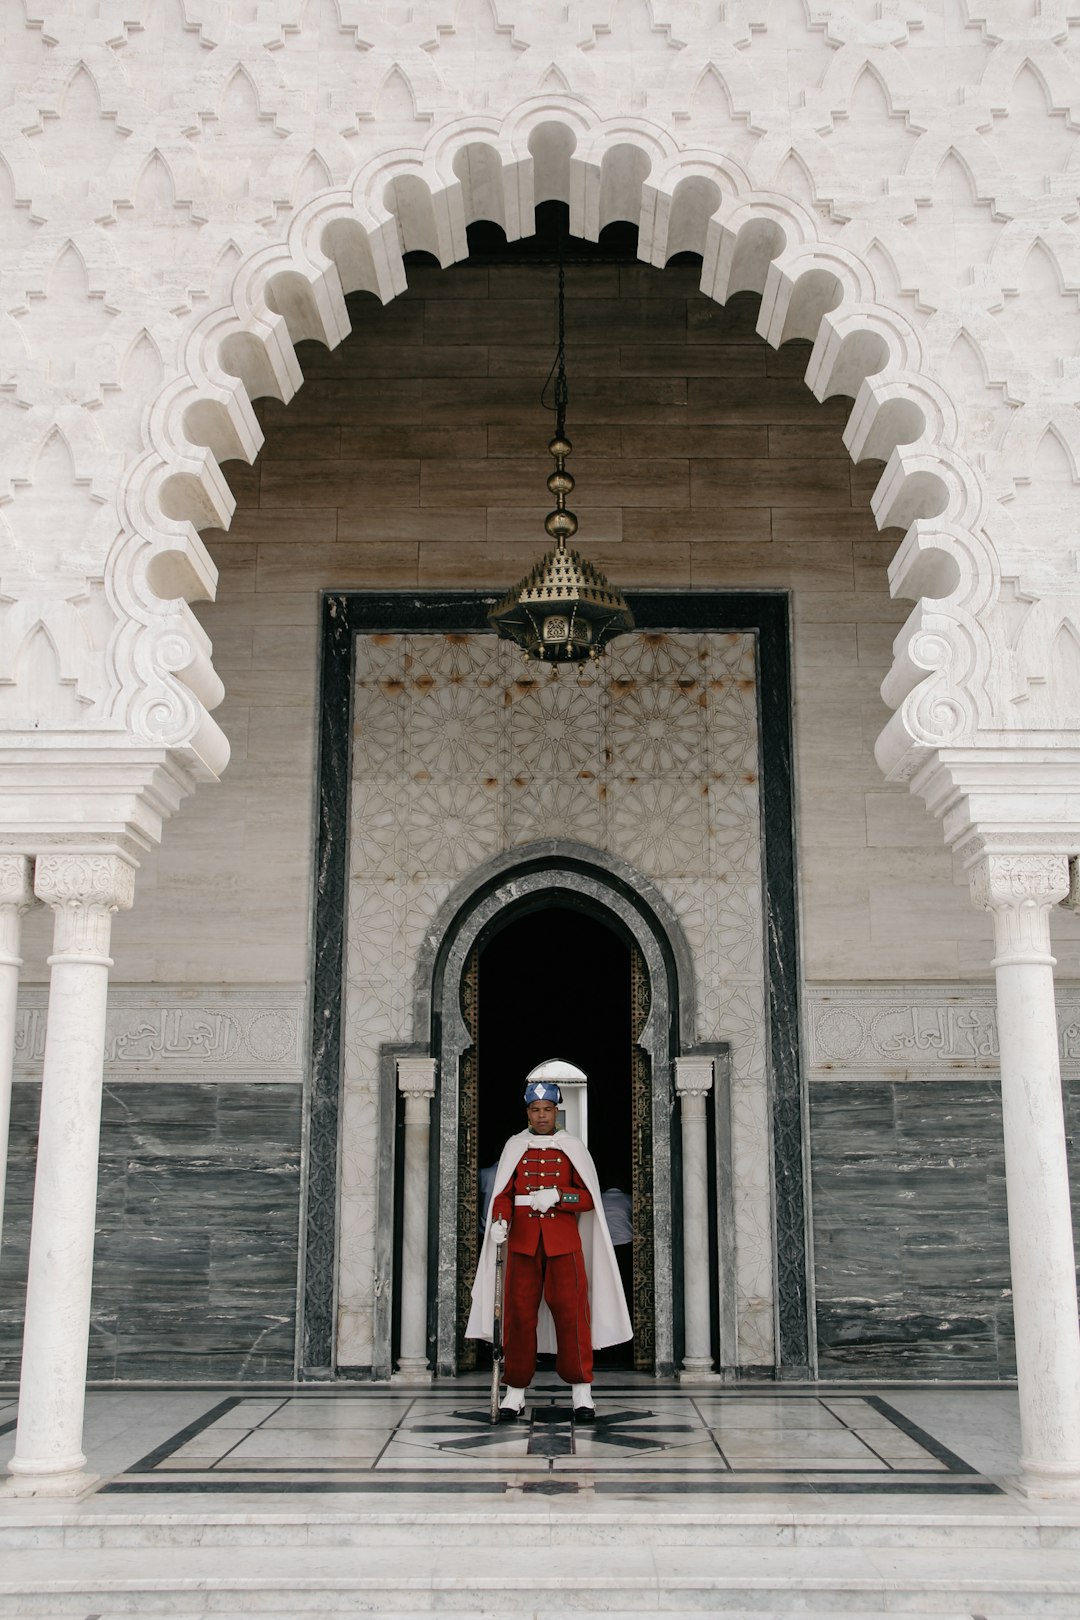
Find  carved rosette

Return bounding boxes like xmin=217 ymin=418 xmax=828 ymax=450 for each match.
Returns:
xmin=969 ymin=852 xmax=1070 ymax=966
xmin=34 ymin=853 xmax=137 ymax=961
xmin=0 ymin=855 xmax=34 ymax=964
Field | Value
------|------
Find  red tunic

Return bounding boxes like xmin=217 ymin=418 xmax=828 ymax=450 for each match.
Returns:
xmin=492 ymin=1142 xmax=595 ymax=1251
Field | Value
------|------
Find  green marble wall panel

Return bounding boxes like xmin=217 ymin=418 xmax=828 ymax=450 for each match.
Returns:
xmin=0 ymin=1083 xmax=302 ymax=1381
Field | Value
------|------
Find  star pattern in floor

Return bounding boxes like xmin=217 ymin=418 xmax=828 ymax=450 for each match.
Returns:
xmin=99 ymin=1380 xmax=1001 ymax=1497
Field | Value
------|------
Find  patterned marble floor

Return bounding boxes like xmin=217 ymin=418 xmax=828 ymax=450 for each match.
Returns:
xmin=31 ymin=1378 xmax=1003 ymax=1499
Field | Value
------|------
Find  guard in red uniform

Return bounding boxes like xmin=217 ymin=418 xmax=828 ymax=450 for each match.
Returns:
xmin=490 ymin=1088 xmax=595 ymax=1405
xmin=467 ymin=1075 xmax=632 ymax=1424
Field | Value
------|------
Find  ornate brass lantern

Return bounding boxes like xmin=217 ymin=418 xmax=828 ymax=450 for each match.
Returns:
xmin=488 ymin=267 xmax=633 ymax=664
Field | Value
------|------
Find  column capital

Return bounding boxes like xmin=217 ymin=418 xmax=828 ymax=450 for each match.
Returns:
xmin=969 ymin=850 xmax=1070 ymax=910
xmin=674 ymin=1056 xmax=714 ymax=1099
xmin=0 ymin=856 xmax=34 ymax=910
xmin=397 ymin=1056 xmax=437 ymax=1100
xmin=968 ymin=850 xmax=1069 ymax=967
xmin=34 ymin=853 xmax=136 ymax=963
xmin=0 ymin=857 xmax=35 ymax=966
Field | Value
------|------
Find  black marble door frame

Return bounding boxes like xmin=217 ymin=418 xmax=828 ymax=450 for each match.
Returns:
xmin=302 ymin=591 xmax=810 ymax=1379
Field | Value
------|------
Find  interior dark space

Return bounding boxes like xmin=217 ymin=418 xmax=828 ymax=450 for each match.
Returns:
xmin=476 ymin=904 xmax=633 ymax=1194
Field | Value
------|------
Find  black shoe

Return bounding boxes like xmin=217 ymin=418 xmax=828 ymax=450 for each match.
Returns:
xmin=498 ymin=1404 xmax=522 ymax=1422
xmin=573 ymin=1405 xmax=595 ymax=1424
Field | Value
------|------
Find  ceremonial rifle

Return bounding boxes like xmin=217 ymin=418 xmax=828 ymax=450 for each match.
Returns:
xmin=490 ymin=1239 xmax=506 ymax=1424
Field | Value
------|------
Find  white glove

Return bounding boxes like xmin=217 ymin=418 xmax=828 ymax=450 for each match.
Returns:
xmin=490 ymin=1218 xmax=509 ymax=1244
xmin=530 ymin=1187 xmax=560 ymax=1213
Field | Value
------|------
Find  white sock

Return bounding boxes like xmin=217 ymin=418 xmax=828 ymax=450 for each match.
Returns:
xmin=500 ymin=1385 xmax=526 ymax=1410
xmin=572 ymin=1383 xmax=594 ymax=1408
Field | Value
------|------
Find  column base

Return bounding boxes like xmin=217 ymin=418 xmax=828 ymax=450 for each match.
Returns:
xmin=2 ymin=1467 xmax=99 ymax=1499
xmin=392 ymin=1359 xmax=433 ymax=1385
xmin=678 ymin=1358 xmax=722 ymax=1383
xmin=1013 ymin=1457 xmax=1080 ymax=1502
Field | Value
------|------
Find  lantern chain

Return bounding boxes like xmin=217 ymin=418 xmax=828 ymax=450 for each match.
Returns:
xmin=541 ymin=261 xmax=569 ymax=439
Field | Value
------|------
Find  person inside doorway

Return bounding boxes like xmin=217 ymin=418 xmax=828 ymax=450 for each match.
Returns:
xmin=466 ymin=1070 xmax=632 ymax=1422
xmin=601 ymin=1185 xmax=634 ymax=1315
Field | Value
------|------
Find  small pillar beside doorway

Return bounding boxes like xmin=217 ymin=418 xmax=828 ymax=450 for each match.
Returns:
xmin=394 ymin=1056 xmax=437 ymax=1384
xmin=675 ymin=1055 xmax=721 ymax=1383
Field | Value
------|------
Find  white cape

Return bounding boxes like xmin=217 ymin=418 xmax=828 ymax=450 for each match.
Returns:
xmin=466 ymin=1128 xmax=633 ymax=1352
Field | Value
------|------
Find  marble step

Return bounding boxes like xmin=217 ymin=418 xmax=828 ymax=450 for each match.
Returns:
xmin=4 ymin=1607 xmax=1003 ymax=1620
xmin=3 ymin=1508 xmax=1080 ymax=1551
xmin=1 ymin=1542 xmax=1079 ymax=1616
xmin=8 ymin=1613 xmax=999 ymax=1620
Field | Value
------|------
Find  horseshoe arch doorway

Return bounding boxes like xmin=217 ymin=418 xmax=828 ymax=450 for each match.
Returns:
xmin=429 ymin=854 xmax=688 ymax=1379
xmin=454 ymin=903 xmax=651 ymax=1374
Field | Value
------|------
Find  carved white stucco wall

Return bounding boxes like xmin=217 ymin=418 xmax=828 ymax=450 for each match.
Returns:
xmin=3 ymin=3 xmax=1080 ymax=867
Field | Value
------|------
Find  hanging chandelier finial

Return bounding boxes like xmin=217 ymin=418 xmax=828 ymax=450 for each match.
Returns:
xmin=488 ymin=260 xmax=633 ymax=665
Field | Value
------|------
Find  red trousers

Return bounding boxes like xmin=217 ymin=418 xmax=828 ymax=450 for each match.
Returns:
xmin=503 ymin=1246 xmax=593 ymax=1388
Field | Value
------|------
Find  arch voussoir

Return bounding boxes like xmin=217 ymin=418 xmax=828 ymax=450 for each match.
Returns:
xmin=118 ymin=97 xmax=1000 ymax=801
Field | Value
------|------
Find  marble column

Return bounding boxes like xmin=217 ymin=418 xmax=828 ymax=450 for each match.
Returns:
xmin=675 ymin=1056 xmax=719 ymax=1382
xmin=5 ymin=852 xmax=135 ymax=1497
xmin=971 ymin=851 xmax=1080 ymax=1500
xmin=0 ymin=857 xmax=34 ymax=1254
xmin=393 ymin=1056 xmax=437 ymax=1384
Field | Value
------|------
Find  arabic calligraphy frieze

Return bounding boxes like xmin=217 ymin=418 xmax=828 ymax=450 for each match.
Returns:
xmin=12 ymin=987 xmax=305 ymax=1083
xmin=805 ymin=983 xmax=1080 ymax=1079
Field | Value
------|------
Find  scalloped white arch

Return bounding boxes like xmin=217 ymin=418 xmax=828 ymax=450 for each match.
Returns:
xmin=117 ymin=97 xmax=1001 ymax=789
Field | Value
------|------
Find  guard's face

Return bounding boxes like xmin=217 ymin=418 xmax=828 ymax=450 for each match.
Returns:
xmin=527 ymin=1099 xmax=558 ymax=1134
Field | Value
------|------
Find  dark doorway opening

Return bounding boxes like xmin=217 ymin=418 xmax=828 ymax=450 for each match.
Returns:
xmin=474 ymin=902 xmax=637 ymax=1366
xmin=477 ymin=906 xmax=632 ymax=1190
